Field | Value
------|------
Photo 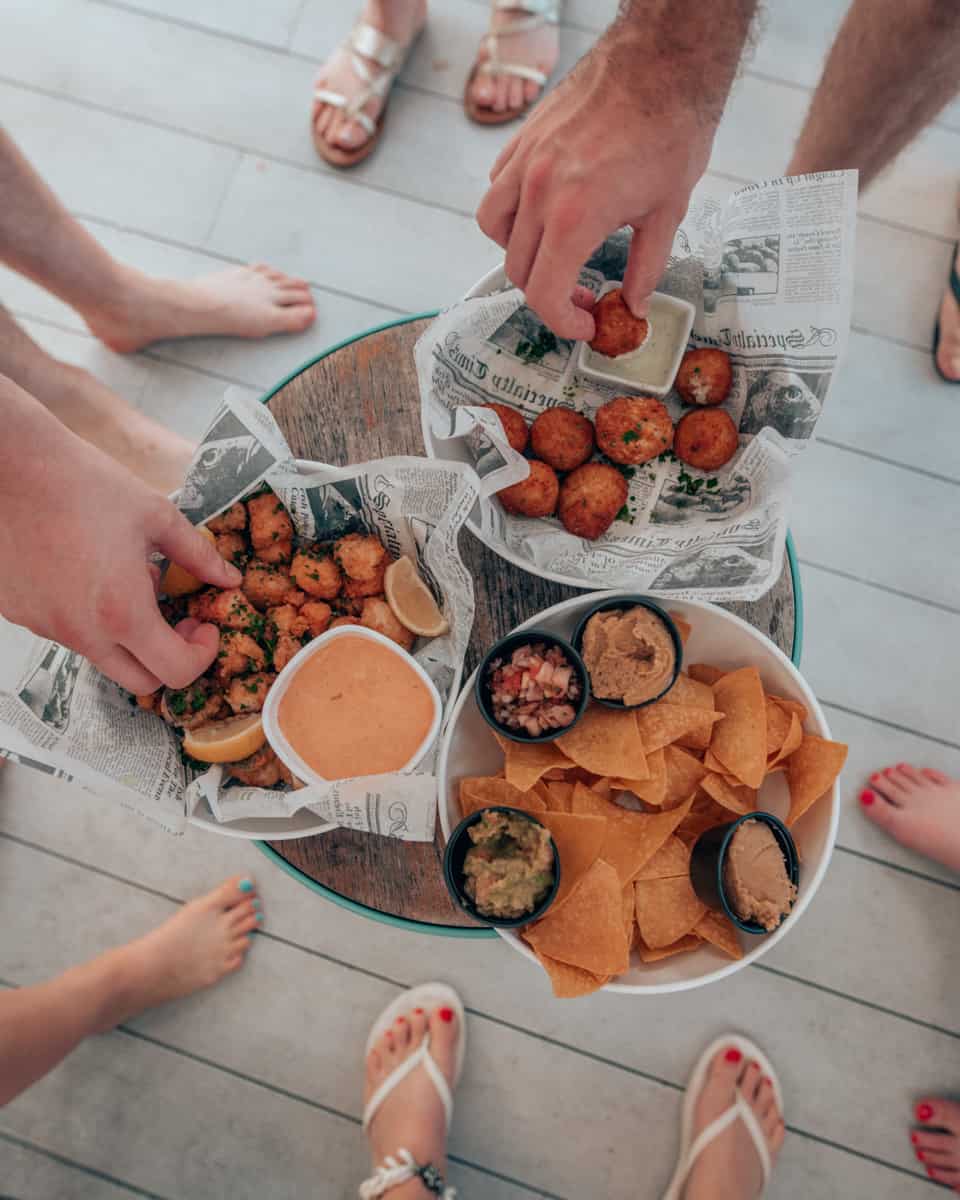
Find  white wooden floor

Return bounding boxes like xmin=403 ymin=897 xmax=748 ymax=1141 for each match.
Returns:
xmin=2 ymin=2 xmax=959 ymax=1196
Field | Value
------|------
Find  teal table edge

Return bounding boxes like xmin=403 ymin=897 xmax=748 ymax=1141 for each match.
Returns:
xmin=253 ymin=312 xmax=805 ymax=939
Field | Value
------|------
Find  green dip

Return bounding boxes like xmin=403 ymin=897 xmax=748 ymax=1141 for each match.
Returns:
xmin=463 ymin=810 xmax=555 ymax=920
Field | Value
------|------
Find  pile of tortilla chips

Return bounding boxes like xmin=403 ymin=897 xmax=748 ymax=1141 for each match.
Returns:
xmin=458 ymin=626 xmax=848 ymax=999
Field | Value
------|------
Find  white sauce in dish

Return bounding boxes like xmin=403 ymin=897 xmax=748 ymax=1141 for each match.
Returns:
xmin=582 ymin=295 xmax=691 ymax=391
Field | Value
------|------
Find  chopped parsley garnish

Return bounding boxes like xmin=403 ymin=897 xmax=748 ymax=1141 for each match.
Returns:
xmin=621 ymin=430 xmax=639 ymax=444
xmin=616 ymin=505 xmax=630 ymax=522
xmin=168 ymin=691 xmax=187 ymax=717
xmin=190 ymin=690 xmax=207 ymax=713
xmin=706 ymin=478 xmax=718 ymax=489
xmin=246 ymin=657 xmax=259 ymax=672
xmin=675 ymin=469 xmax=713 ymax=497
xmin=244 ymin=682 xmax=259 ymax=694
xmin=515 ymin=328 xmax=558 ymax=364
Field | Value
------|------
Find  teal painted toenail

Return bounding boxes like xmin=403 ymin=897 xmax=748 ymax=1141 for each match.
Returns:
xmin=239 ymin=879 xmax=254 ymax=893
xmin=255 ymin=912 xmax=264 ymax=922
xmin=252 ymin=898 xmax=262 ymax=910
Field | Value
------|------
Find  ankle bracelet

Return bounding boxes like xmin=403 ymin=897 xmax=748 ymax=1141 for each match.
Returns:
xmin=359 ymin=1148 xmax=457 ymax=1199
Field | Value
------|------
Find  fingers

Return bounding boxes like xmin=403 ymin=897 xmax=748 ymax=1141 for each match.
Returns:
xmin=124 ymin=595 xmax=220 ymax=689
xmin=621 ymin=206 xmax=684 ymax=319
xmin=89 ymin=645 xmax=162 ymax=694
xmin=489 ymin=129 xmax=523 ymax=182
xmin=155 ymin=506 xmax=242 ymax=591
xmin=523 ymin=220 xmax=600 ymax=341
xmin=503 ymin=172 xmax=545 ymax=290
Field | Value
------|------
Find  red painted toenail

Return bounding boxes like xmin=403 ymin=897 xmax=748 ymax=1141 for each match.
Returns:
xmin=414 ymin=1008 xmax=424 ymax=1014
xmin=917 ymin=1103 xmax=934 ymax=1121
xmin=859 ymin=789 xmax=875 ymax=806
xmin=395 ymin=1017 xmax=405 ymax=1024
xmin=927 ymin=1167 xmax=935 ymax=1178
xmin=762 ymin=1076 xmax=772 ymax=1087
xmin=724 ymin=1048 xmax=742 ymax=1063
xmin=438 ymin=1007 xmax=454 ymax=1023
xmin=897 ymin=763 xmax=908 ymax=770
xmin=911 ymin=1133 xmax=919 ymax=1144
xmin=916 ymin=1150 xmax=924 ymax=1161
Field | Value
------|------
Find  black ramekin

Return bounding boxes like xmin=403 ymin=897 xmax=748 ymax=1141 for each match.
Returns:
xmin=570 ymin=595 xmax=683 ymax=710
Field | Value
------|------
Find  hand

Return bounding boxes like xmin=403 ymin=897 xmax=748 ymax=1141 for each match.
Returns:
xmin=0 ymin=380 xmax=241 ymax=693
xmin=477 ymin=32 xmax=715 ymax=340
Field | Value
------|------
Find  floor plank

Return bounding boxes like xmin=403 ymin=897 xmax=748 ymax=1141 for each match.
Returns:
xmin=93 ymin=0 xmax=306 ymax=48
xmin=2 ymin=1133 xmax=152 ymax=1200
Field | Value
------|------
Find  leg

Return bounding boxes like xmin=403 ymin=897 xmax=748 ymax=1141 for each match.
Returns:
xmin=0 ymin=307 xmax=192 ymax=492
xmin=0 ymin=129 xmax=315 ymax=352
xmin=0 ymin=876 xmax=260 ymax=1107
xmin=934 ymin=242 xmax=960 ymax=382
xmin=466 ymin=3 xmax=560 ymax=122
xmin=913 ymin=1098 xmax=960 ymax=1189
xmin=859 ymin=763 xmax=960 ymax=872
xmin=786 ymin=0 xmax=960 ymax=188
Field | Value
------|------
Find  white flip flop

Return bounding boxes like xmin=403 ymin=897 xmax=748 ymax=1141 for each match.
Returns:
xmin=362 ymin=982 xmax=466 ymax=1135
xmin=662 ymin=1034 xmax=784 ymax=1200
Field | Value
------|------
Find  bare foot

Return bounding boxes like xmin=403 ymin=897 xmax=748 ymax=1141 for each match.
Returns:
xmin=364 ymin=1004 xmax=457 ymax=1194
xmin=469 ymin=4 xmax=559 ymax=118
xmin=81 ymin=264 xmax=316 ymax=354
xmin=312 ymin=0 xmax=426 ymax=155
xmin=683 ymin=1047 xmax=785 ymax=1200
xmin=913 ymin=1098 xmax=960 ymax=1190
xmin=935 ymin=245 xmax=960 ymax=382
xmin=860 ymin=764 xmax=960 ymax=874
xmin=97 ymin=876 xmax=262 ymax=1030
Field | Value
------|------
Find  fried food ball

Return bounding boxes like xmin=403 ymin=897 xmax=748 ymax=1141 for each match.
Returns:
xmin=188 ymin=588 xmax=257 ymax=632
xmin=291 ymin=546 xmax=342 ymax=599
xmin=334 ymin=533 xmax=388 ymax=583
xmin=255 ymin=538 xmax=293 ymax=565
xmin=530 ymin=407 xmax=595 ymax=472
xmin=595 ymin=396 xmax=674 ymax=465
xmin=675 ymin=348 xmax=733 ymax=406
xmin=242 ymin=561 xmax=299 ymax=611
xmin=215 ymin=531 xmax=248 ymax=569
xmin=674 ymin=408 xmax=739 ymax=470
xmin=497 ymin=459 xmax=560 ymax=518
xmin=272 ymin=634 xmax=304 ymax=672
xmin=216 ymin=631 xmax=267 ymax=682
xmin=301 ymin=601 xmax=333 ymax=638
xmin=483 ymin=402 xmax=529 ymax=454
xmin=267 ymin=604 xmax=310 ymax=639
xmin=360 ymin=597 xmax=415 ymax=651
xmin=225 ymin=672 xmax=275 ymax=715
xmin=328 ymin=616 xmax=359 ymax=630
xmin=226 ymin=745 xmax=283 ymax=788
xmin=207 ymin=502 xmax=246 ymax=534
xmin=248 ymin=492 xmax=294 ymax=553
xmin=342 ymin=560 xmax=387 ymax=599
xmin=589 ymin=288 xmax=649 ymax=358
xmin=558 ymin=463 xmax=628 ymax=541
xmin=136 ymin=691 xmax=160 ymax=713
xmin=160 ymin=679 xmax=224 ymax=730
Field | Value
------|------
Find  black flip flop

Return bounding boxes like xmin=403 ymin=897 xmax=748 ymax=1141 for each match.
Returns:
xmin=932 ymin=239 xmax=960 ymax=384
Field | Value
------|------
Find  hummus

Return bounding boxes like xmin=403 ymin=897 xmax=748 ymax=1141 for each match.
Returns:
xmin=463 ymin=810 xmax=555 ymax=920
xmin=722 ymin=819 xmax=796 ymax=931
xmin=581 ymin=606 xmax=677 ymax=705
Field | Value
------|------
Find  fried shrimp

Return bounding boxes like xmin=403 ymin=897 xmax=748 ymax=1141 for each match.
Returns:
xmin=160 ymin=679 xmax=224 ymax=730
xmin=207 ymin=502 xmax=246 ymax=534
xmin=558 ymin=462 xmax=628 ymax=540
xmin=328 ymin=616 xmax=359 ymax=630
xmin=272 ymin=634 xmax=304 ymax=672
xmin=342 ymin=561 xmax=387 ymax=599
xmin=242 ymin=561 xmax=297 ymax=611
xmin=301 ymin=601 xmax=333 ymax=638
xmin=215 ymin=631 xmax=267 ymax=682
xmin=595 ymin=395 xmax=674 ymax=466
xmin=334 ymin=532 xmax=387 ymax=583
xmin=188 ymin=587 xmax=258 ymax=631
xmin=225 ymin=745 xmax=284 ymax=788
xmin=225 ymin=672 xmax=275 ymax=715
xmin=267 ymin=604 xmax=310 ymax=639
xmin=255 ymin=538 xmax=293 ymax=565
xmin=360 ymin=597 xmax=415 ymax=651
xmin=215 ymin=531 xmax=248 ymax=568
xmin=248 ymin=492 xmax=294 ymax=553
xmin=291 ymin=546 xmax=342 ymax=599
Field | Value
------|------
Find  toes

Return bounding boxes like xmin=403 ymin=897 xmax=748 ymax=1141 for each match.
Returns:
xmin=230 ymin=935 xmax=252 ymax=957
xmin=223 ymin=953 xmax=245 ymax=973
xmin=427 ymin=1003 xmax=459 ymax=1074
xmin=507 ymin=75 xmax=524 ymax=113
xmin=493 ymin=76 xmax=510 ymax=114
xmin=275 ymin=284 xmax=314 ymax=306
xmin=703 ymin=1046 xmax=744 ymax=1099
xmin=333 ymin=117 xmax=368 ymax=150
xmin=868 ymin=769 xmax=909 ymax=804
xmin=278 ymin=304 xmax=316 ymax=333
xmin=892 ymin=762 xmax=926 ymax=785
xmin=922 ymin=768 xmax=952 ymax=786
xmin=925 ymin=1164 xmax=959 ymax=1187
xmin=522 ymin=78 xmax=541 ymax=105
xmin=407 ymin=1005 xmax=428 ymax=1047
xmin=914 ymin=1131 xmax=960 ymax=1156
xmin=473 ymin=75 xmax=494 ymax=107
xmin=392 ymin=1015 xmax=412 ymax=1051
xmin=314 ymin=105 xmax=334 ymax=139
xmin=918 ymin=1099 xmax=960 ymax=1137
xmin=769 ymin=1119 xmax=786 ymax=1157
xmin=231 ymin=912 xmax=263 ymax=935
xmin=214 ymin=876 xmax=256 ymax=910
xmin=860 ymin=789 xmax=907 ymax=836
xmin=366 ymin=1046 xmax=382 ymax=1080
xmin=738 ymin=1060 xmax=764 ymax=1103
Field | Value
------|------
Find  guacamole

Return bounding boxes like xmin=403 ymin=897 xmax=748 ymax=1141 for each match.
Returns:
xmin=463 ymin=810 xmax=555 ymax=920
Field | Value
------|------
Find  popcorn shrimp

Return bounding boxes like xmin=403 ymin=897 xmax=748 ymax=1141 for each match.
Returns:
xmin=334 ymin=533 xmax=387 ymax=583
xmin=225 ymin=672 xmax=275 ymax=715
xmin=216 ymin=631 xmax=266 ymax=681
xmin=207 ymin=502 xmax=246 ymax=534
xmin=360 ymin=597 xmax=415 ymax=651
xmin=291 ymin=546 xmax=342 ymax=599
xmin=248 ymin=492 xmax=293 ymax=552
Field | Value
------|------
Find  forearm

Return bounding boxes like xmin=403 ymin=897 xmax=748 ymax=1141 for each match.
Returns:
xmin=0 ymin=371 xmax=83 ymax=501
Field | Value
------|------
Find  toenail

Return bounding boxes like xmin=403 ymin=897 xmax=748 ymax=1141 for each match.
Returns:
xmin=917 ymin=1103 xmax=934 ymax=1121
xmin=395 ymin=1016 xmax=405 ymax=1024
xmin=238 ymin=879 xmax=254 ymax=893
xmin=255 ymin=912 xmax=263 ymax=922
xmin=897 ymin=763 xmax=908 ymax=770
xmin=884 ymin=767 xmax=896 ymax=777
xmin=762 ymin=1076 xmax=772 ymax=1087
xmin=916 ymin=1150 xmax=925 ymax=1161
xmin=438 ymin=1007 xmax=454 ymax=1023
xmin=253 ymin=898 xmax=262 ymax=910
xmin=724 ymin=1048 xmax=742 ymax=1063
xmin=859 ymin=789 xmax=875 ymax=806
xmin=871 ymin=772 xmax=882 ymax=782
xmin=911 ymin=1133 xmax=919 ymax=1144
xmin=414 ymin=1008 xmax=424 ymax=1014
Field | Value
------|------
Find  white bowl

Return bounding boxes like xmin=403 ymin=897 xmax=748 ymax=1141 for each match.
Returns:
xmin=576 ymin=282 xmax=695 ymax=397
xmin=262 ymin=625 xmax=443 ymax=788
xmin=437 ymin=591 xmax=839 ymax=995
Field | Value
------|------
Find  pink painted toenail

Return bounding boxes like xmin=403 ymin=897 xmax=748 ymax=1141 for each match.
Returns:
xmin=859 ymin=790 xmax=875 ymax=806
xmin=917 ymin=1103 xmax=934 ymax=1121
xmin=724 ymin=1048 xmax=742 ymax=1063
xmin=762 ymin=1076 xmax=772 ymax=1087
xmin=438 ymin=1007 xmax=454 ymax=1023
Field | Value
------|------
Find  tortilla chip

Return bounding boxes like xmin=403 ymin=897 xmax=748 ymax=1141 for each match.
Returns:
xmin=666 ymin=673 xmax=715 ymax=711
xmin=570 ymin=780 xmax=625 ymax=819
xmin=663 ymin=745 xmax=709 ymax=808
xmin=504 ymin=738 xmax=575 ymax=792
xmin=700 ymin=772 xmax=756 ymax=815
xmin=621 ymin=882 xmax=636 ymax=944
xmin=636 ymin=934 xmax=702 ymax=963
xmin=544 ymin=781 xmax=574 ymax=812
xmin=636 ymin=703 xmax=721 ymax=754
xmin=634 ymin=873 xmax=707 ymax=949
xmin=458 ymin=776 xmax=546 ymax=818
xmin=611 ymin=747 xmax=666 ymax=806
xmin=765 ymin=697 xmax=793 ymax=757
xmin=535 ymin=811 xmax=607 ymax=911
xmin=675 ymin=799 xmax=732 ymax=844
xmin=688 ymin=663 xmax=725 ymax=686
xmin=524 ymin=860 xmax=629 ymax=976
xmin=600 ymin=796 xmax=694 ymax=885
xmin=667 ymin=611 xmax=692 ymax=645
xmin=786 ymin=734 xmax=848 ymax=826
xmin=695 ymin=910 xmax=744 ymax=959
xmin=635 ymin=835 xmax=690 ymax=880
xmin=711 ymin=667 xmax=767 ymax=789
xmin=591 ymin=776 xmax=613 ymax=801
xmin=529 ymin=945 xmax=609 ymax=998
xmin=770 ymin=695 xmax=809 ymax=724
xmin=769 ymin=711 xmax=804 ymax=768
xmin=556 ymin=705 xmax=649 ymax=780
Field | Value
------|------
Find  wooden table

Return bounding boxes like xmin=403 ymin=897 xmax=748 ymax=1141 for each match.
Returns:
xmin=259 ymin=315 xmax=800 ymax=936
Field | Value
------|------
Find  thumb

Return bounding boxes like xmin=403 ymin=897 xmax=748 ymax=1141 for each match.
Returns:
xmin=621 ymin=208 xmax=682 ymax=319
xmin=155 ymin=505 xmax=242 ymax=590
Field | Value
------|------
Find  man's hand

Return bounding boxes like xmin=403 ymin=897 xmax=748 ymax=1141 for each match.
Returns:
xmin=477 ymin=4 xmax=756 ymax=340
xmin=0 ymin=375 xmax=241 ymax=694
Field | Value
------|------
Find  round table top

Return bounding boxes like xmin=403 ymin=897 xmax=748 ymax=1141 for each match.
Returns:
xmin=261 ymin=315 xmax=800 ymax=936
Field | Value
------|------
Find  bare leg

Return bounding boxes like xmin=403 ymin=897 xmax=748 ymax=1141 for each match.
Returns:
xmin=860 ymin=763 xmax=960 ymax=873
xmin=786 ymin=0 xmax=960 ymax=189
xmin=0 ymin=876 xmax=260 ymax=1107
xmin=935 ymin=242 xmax=960 ymax=382
xmin=0 ymin=307 xmax=192 ymax=491
xmin=0 ymin=129 xmax=316 ymax=353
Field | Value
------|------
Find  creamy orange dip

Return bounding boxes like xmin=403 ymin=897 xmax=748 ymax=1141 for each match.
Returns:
xmin=277 ymin=634 xmax=434 ymax=779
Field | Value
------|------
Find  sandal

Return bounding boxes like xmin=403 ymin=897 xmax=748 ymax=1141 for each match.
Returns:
xmin=662 ymin=1034 xmax=784 ymax=1200
xmin=359 ymin=983 xmax=466 ymax=1200
xmin=312 ymin=22 xmax=422 ymax=169
xmin=464 ymin=0 xmax=560 ymax=126
xmin=932 ymin=240 xmax=960 ymax=385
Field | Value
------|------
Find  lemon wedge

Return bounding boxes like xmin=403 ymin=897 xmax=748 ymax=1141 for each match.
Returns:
xmin=182 ymin=713 xmax=265 ymax=764
xmin=161 ymin=526 xmax=216 ymax=598
xmin=384 ymin=556 xmax=449 ymax=637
